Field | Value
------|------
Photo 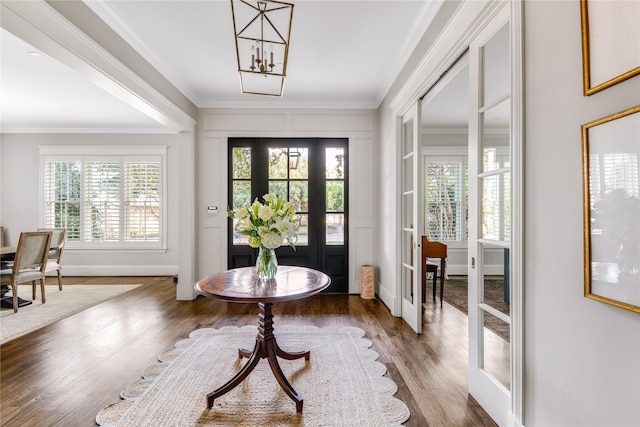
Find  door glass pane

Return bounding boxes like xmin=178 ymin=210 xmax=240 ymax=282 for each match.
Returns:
xmin=231 ymin=146 xmax=252 ymax=246
xmin=289 ymin=147 xmax=308 ymax=179
xmin=232 ymin=181 xmax=251 ymax=210
xmin=481 ymin=243 xmax=510 ymax=315
xmin=326 ymin=181 xmax=344 ymax=212
xmin=268 ymin=147 xmax=288 ymax=179
xmin=482 ymin=24 xmax=510 ymax=106
xmin=326 ymin=147 xmax=345 ymax=179
xmin=403 ymin=119 xmax=414 ymax=156
xmin=481 ymin=172 xmax=510 ymax=242
xmin=402 ymin=229 xmax=414 ymax=302
xmin=326 ymin=213 xmax=344 ymax=245
xmin=232 ymin=180 xmax=250 ymax=246
xmin=481 ymin=98 xmax=511 ymax=173
xmin=296 ymin=213 xmax=308 ymax=246
xmin=403 ymin=156 xmax=414 ymax=195
xmin=482 ymin=309 xmax=511 ymax=389
xmin=232 ymin=147 xmax=251 ymax=179
xmin=289 ymin=180 xmax=308 ymax=211
xmin=268 ymin=181 xmax=287 ymax=199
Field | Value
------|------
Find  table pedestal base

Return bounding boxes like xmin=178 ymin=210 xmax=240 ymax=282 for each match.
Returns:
xmin=206 ymin=302 xmax=310 ymax=412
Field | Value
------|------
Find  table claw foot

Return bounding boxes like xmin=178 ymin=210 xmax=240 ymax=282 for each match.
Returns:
xmin=275 ymin=342 xmax=311 ymax=361
xmin=206 ymin=344 xmax=261 ymax=408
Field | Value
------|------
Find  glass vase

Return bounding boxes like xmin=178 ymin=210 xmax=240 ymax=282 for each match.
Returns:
xmin=256 ymin=246 xmax=278 ymax=280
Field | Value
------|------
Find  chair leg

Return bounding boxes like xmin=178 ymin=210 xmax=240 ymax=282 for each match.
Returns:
xmin=57 ymin=270 xmax=63 ymax=290
xmin=40 ymin=278 xmax=46 ymax=304
xmin=432 ymin=272 xmax=437 ymax=301
xmin=32 ymin=281 xmax=36 ymax=300
xmin=439 ymin=267 xmax=445 ymax=307
xmin=12 ymin=284 xmax=18 ymax=313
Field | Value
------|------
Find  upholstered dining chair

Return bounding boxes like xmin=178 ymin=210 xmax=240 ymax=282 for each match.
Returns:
xmin=37 ymin=228 xmax=67 ymax=290
xmin=421 ymin=236 xmax=447 ymax=307
xmin=0 ymin=231 xmax=52 ymax=313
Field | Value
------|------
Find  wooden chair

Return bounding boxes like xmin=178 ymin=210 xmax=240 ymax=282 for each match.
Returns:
xmin=38 ymin=228 xmax=67 ymax=290
xmin=421 ymin=236 xmax=447 ymax=307
xmin=0 ymin=231 xmax=52 ymax=313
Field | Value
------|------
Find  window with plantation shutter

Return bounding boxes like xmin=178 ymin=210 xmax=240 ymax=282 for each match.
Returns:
xmin=125 ymin=161 xmax=160 ymax=242
xmin=85 ymin=160 xmax=121 ymax=242
xmin=41 ymin=146 xmax=166 ymax=249
xmin=424 ymin=156 xmax=467 ymax=243
xmin=44 ymin=161 xmax=81 ymax=240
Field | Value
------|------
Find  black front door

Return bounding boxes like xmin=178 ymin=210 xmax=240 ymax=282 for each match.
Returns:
xmin=228 ymin=138 xmax=348 ymax=293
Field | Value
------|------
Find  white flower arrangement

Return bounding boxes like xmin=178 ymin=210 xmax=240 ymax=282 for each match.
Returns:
xmin=228 ymin=194 xmax=299 ymax=250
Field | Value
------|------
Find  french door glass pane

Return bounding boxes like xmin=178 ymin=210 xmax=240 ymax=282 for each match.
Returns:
xmin=326 ymin=147 xmax=345 ymax=179
xmin=269 ymin=147 xmax=288 ymax=179
xmin=482 ymin=24 xmax=510 ymax=106
xmin=402 ymin=229 xmax=414 ymax=301
xmin=326 ymin=213 xmax=344 ymax=245
xmin=481 ymin=243 xmax=510 ymax=314
xmin=232 ymin=147 xmax=251 ymax=179
xmin=289 ymin=181 xmax=309 ymax=211
xmin=481 ymin=173 xmax=510 ymax=242
xmin=481 ymin=99 xmax=511 ymax=173
xmin=232 ymin=180 xmax=252 ymax=245
xmin=479 ymin=238 xmax=510 ymax=390
xmin=289 ymin=147 xmax=308 ymax=179
xmin=402 ymin=119 xmax=413 ymax=156
xmin=297 ymin=214 xmax=309 ymax=245
xmin=268 ymin=181 xmax=287 ymax=199
xmin=326 ymin=181 xmax=344 ymax=212
xmin=232 ymin=181 xmax=251 ymax=209
xmin=482 ymin=309 xmax=511 ymax=389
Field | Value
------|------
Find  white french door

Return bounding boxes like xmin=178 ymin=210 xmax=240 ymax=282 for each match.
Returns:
xmin=467 ymin=6 xmax=515 ymax=426
xmin=400 ymin=102 xmax=423 ymax=333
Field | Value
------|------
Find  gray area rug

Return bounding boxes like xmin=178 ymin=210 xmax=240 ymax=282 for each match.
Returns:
xmin=0 ymin=284 xmax=140 ymax=344
xmin=96 ymin=325 xmax=410 ymax=426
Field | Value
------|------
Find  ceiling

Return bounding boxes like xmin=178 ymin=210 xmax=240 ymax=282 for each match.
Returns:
xmin=0 ymin=0 xmax=452 ymax=133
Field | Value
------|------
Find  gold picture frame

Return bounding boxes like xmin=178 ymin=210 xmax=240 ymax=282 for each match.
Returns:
xmin=582 ymin=105 xmax=640 ymax=313
xmin=580 ymin=0 xmax=640 ymax=96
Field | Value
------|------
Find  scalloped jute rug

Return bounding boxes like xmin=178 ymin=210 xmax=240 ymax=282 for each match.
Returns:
xmin=0 ymin=284 xmax=140 ymax=344
xmin=96 ymin=325 xmax=410 ymax=426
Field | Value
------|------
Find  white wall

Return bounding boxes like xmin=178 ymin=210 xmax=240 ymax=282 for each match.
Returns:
xmin=524 ymin=1 xmax=640 ymax=425
xmin=196 ymin=108 xmax=377 ymax=294
xmin=0 ymin=133 xmax=181 ymax=276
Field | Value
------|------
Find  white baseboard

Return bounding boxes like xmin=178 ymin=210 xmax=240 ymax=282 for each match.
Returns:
xmin=62 ymin=265 xmax=179 ymax=276
xmin=377 ymin=282 xmax=399 ymax=317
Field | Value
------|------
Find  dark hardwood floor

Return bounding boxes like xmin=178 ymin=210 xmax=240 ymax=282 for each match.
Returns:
xmin=0 ymin=276 xmax=496 ymax=426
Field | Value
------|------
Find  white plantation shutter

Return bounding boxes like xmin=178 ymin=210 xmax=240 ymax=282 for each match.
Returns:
xmin=41 ymin=147 xmax=165 ymax=248
xmin=85 ymin=160 xmax=121 ymax=242
xmin=424 ymin=157 xmax=466 ymax=242
xmin=125 ymin=161 xmax=160 ymax=242
xmin=44 ymin=160 xmax=81 ymax=241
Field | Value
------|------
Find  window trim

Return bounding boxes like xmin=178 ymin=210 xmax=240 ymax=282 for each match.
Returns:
xmin=38 ymin=145 xmax=168 ymax=250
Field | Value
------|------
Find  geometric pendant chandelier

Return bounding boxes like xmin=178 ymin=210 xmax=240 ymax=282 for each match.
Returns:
xmin=230 ymin=0 xmax=294 ymax=96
